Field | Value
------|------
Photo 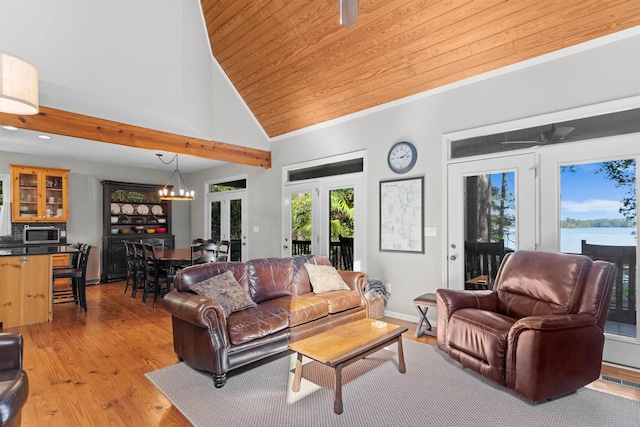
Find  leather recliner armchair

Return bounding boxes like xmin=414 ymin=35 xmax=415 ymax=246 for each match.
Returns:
xmin=437 ymin=250 xmax=616 ymax=402
xmin=0 ymin=333 xmax=29 ymax=427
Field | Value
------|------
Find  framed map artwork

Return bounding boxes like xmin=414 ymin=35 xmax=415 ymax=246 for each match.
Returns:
xmin=379 ymin=176 xmax=424 ymax=253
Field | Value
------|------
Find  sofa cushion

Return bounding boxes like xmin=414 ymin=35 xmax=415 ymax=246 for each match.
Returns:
xmin=247 ymin=258 xmax=296 ymax=303
xmin=314 ymin=289 xmax=362 ymax=314
xmin=495 ymin=251 xmax=593 ymax=318
xmin=226 ymin=305 xmax=289 ymax=345
xmin=189 ymin=271 xmax=256 ymax=318
xmin=304 ymin=264 xmax=350 ymax=293
xmin=260 ymin=294 xmax=329 ymax=327
xmin=292 ymin=255 xmax=333 ymax=294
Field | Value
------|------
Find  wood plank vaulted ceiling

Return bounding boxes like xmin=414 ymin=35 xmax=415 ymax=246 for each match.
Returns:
xmin=203 ymin=0 xmax=640 ymax=138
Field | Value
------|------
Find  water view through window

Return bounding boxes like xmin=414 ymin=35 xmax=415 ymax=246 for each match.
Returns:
xmin=560 ymin=160 xmax=637 ymax=338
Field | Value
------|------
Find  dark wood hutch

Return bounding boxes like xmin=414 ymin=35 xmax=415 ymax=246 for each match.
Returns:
xmin=100 ymin=180 xmax=174 ymax=283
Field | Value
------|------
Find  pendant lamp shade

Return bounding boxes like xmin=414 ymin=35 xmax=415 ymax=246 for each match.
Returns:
xmin=0 ymin=52 xmax=39 ymax=115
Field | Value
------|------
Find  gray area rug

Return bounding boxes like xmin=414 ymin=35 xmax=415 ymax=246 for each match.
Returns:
xmin=146 ymin=339 xmax=640 ymax=427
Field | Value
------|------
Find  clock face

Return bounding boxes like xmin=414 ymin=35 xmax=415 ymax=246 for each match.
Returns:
xmin=388 ymin=141 xmax=417 ymax=174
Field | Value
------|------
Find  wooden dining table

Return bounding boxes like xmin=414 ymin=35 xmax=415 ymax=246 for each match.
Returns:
xmin=154 ymin=247 xmax=192 ymax=286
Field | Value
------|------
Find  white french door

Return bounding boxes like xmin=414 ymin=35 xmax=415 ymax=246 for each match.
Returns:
xmin=446 ymin=153 xmax=537 ymax=289
xmin=446 ymin=136 xmax=639 ymax=368
xmin=205 ymin=190 xmax=247 ymax=261
xmin=283 ymin=174 xmax=364 ymax=270
xmin=538 ymin=135 xmax=639 ymax=368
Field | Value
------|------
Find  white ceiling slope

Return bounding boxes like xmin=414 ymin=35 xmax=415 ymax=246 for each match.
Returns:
xmin=0 ymin=0 xmax=269 ymax=172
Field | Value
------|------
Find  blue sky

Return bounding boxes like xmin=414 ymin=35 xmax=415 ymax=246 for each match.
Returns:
xmin=560 ymin=162 xmax=633 ymax=220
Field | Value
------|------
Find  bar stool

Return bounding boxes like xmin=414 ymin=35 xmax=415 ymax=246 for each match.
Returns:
xmin=412 ymin=292 xmax=437 ymax=337
xmin=52 ymin=244 xmax=91 ymax=311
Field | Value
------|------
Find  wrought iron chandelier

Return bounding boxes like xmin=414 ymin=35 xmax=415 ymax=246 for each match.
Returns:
xmin=156 ymin=153 xmax=195 ymax=201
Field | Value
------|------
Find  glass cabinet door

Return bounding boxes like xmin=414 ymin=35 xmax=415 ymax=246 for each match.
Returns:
xmin=44 ymin=172 xmax=67 ymax=220
xmin=15 ymin=170 xmax=39 ymax=220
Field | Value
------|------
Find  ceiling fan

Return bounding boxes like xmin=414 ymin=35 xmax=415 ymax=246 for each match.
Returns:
xmin=339 ymin=0 xmax=358 ymax=28
xmin=501 ymin=124 xmax=576 ymax=145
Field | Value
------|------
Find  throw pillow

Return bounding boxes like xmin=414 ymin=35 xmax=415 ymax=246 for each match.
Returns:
xmin=189 ymin=270 xmax=256 ymax=317
xmin=304 ymin=263 xmax=350 ymax=294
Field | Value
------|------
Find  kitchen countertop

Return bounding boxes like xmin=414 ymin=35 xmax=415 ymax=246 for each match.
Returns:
xmin=0 ymin=244 xmax=77 ymax=257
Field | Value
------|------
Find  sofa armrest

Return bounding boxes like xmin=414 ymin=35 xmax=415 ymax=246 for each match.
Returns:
xmin=436 ymin=289 xmax=497 ymax=352
xmin=0 ymin=333 xmax=23 ymax=371
xmin=436 ymin=289 xmax=497 ymax=319
xmin=163 ymin=290 xmax=227 ymax=334
xmin=338 ymin=271 xmax=367 ymax=294
xmin=512 ymin=313 xmax=596 ymax=332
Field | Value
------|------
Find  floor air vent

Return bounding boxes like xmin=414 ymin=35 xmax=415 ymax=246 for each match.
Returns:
xmin=600 ymin=375 xmax=640 ymax=390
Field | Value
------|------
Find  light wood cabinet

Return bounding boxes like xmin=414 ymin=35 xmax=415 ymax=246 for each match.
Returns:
xmin=0 ymin=255 xmax=51 ymax=328
xmin=10 ymin=164 xmax=69 ymax=222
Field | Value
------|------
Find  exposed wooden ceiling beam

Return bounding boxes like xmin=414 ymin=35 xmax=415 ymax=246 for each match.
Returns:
xmin=0 ymin=106 xmax=271 ymax=169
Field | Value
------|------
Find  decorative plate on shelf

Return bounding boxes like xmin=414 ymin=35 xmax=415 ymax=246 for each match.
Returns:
xmin=137 ymin=204 xmax=149 ymax=215
xmin=121 ymin=204 xmax=134 ymax=214
xmin=151 ymin=205 xmax=163 ymax=215
xmin=110 ymin=203 xmax=120 ymax=214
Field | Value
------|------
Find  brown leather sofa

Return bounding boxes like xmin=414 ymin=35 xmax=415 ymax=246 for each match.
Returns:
xmin=0 ymin=333 xmax=29 ymax=427
xmin=163 ymin=255 xmax=367 ymax=387
xmin=437 ymin=250 xmax=616 ymax=402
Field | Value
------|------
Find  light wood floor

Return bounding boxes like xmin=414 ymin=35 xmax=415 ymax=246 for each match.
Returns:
xmin=5 ymin=282 xmax=639 ymax=426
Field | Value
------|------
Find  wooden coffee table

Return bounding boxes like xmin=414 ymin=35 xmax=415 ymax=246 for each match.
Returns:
xmin=289 ymin=318 xmax=408 ymax=414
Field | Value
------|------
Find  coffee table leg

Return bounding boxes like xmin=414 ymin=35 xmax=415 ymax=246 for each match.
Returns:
xmin=334 ymin=364 xmax=344 ymax=415
xmin=397 ymin=337 xmax=406 ymax=374
xmin=292 ymin=352 xmax=303 ymax=392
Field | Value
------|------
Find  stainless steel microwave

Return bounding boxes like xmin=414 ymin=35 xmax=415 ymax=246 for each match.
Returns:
xmin=23 ymin=225 xmax=60 ymax=245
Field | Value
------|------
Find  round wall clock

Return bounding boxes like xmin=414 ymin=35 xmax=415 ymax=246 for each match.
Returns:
xmin=387 ymin=141 xmax=417 ymax=174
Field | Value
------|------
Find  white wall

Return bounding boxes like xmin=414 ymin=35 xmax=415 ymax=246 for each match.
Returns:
xmin=189 ymin=31 xmax=640 ymax=319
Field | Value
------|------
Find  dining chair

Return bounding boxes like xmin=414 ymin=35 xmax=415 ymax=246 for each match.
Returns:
xmin=216 ymin=240 xmax=230 ymax=262
xmin=123 ymin=240 xmax=138 ymax=296
xmin=52 ymin=243 xmax=91 ymax=311
xmin=131 ymin=242 xmax=146 ymax=298
xmin=141 ymin=243 xmax=170 ymax=308
xmin=191 ymin=240 xmax=219 ymax=265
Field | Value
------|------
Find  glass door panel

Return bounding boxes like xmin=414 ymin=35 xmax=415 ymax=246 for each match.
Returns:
xmin=329 ymin=187 xmax=354 ymax=270
xmin=229 ymin=198 xmax=242 ymax=261
xmin=44 ymin=173 xmax=65 ymax=219
xmin=17 ymin=171 xmax=38 ymax=219
xmin=463 ymin=171 xmax=516 ymax=288
xmin=447 ymin=154 xmax=536 ymax=290
xmin=210 ymin=200 xmax=221 ymax=243
xmin=560 ymin=159 xmax=637 ymax=338
xmin=290 ymin=190 xmax=313 ymax=256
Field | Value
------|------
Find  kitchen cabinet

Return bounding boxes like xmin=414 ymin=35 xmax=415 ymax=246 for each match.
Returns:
xmin=100 ymin=181 xmax=174 ymax=282
xmin=10 ymin=164 xmax=69 ymax=222
xmin=0 ymin=254 xmax=51 ymax=328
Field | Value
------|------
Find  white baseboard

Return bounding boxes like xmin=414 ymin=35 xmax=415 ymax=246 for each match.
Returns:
xmin=382 ymin=310 xmax=420 ymax=323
